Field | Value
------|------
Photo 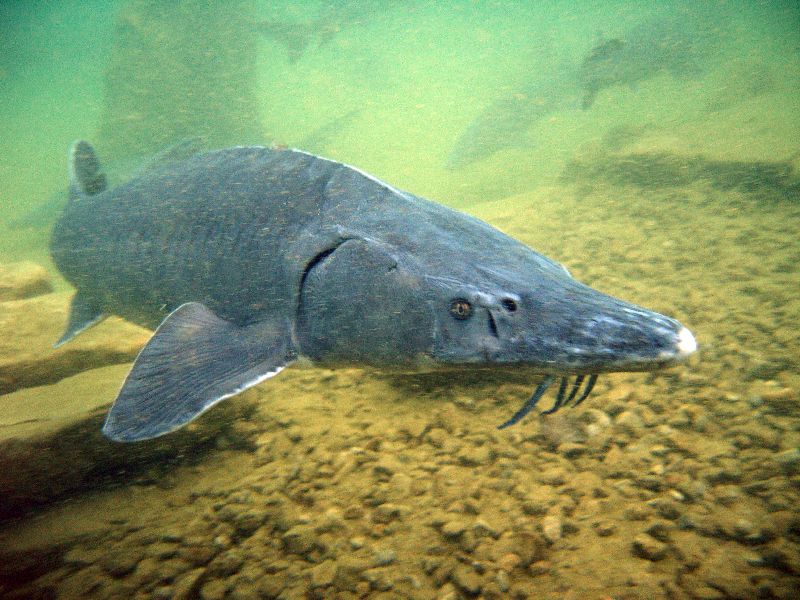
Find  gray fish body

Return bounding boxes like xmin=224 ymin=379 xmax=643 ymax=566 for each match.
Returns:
xmin=447 ymin=16 xmax=711 ymax=168
xmin=54 ymin=147 xmax=344 ymax=333
xmin=446 ymin=71 xmax=580 ymax=170
xmin=53 ymin=146 xmax=560 ymax=364
xmin=580 ymin=18 xmax=704 ymax=109
xmin=52 ymin=142 xmax=695 ymax=441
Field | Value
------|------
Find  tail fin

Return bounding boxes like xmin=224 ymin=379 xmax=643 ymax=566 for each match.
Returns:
xmin=256 ymin=21 xmax=314 ymax=64
xmin=68 ymin=140 xmax=107 ymax=200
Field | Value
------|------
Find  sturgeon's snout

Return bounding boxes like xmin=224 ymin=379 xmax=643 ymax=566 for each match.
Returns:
xmin=674 ymin=327 xmax=698 ymax=358
xmin=509 ymin=279 xmax=697 ymax=374
xmin=563 ymin=305 xmax=697 ymax=372
xmin=490 ymin=287 xmax=697 ymax=428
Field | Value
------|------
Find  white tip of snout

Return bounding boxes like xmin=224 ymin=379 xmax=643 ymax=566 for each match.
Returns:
xmin=675 ymin=327 xmax=697 ymax=357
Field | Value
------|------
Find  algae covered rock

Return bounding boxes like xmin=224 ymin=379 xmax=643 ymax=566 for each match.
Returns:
xmin=0 ymin=291 xmax=149 ymax=394
xmin=0 ymin=261 xmax=53 ymax=301
xmin=0 ymin=364 xmax=261 ymax=519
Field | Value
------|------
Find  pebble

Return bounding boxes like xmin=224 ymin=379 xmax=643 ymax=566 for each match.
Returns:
xmin=498 ymin=531 xmax=541 ymax=566
xmin=495 ymin=568 xmax=510 ymax=592
xmin=616 ymin=410 xmax=645 ymax=432
xmin=410 ymin=477 xmax=431 ymax=496
xmin=668 ymin=408 xmax=692 ymax=429
xmin=349 ymin=536 xmax=365 ymax=549
xmin=775 ymin=448 xmax=800 ymax=475
xmin=200 ymin=578 xmax=228 ymax=600
xmin=332 ymin=559 xmax=369 ymax=593
xmin=372 ymin=502 xmax=404 ymax=524
xmin=398 ymin=418 xmax=428 ymax=440
xmin=437 ymin=583 xmax=459 ymax=600
xmin=496 ymin=552 xmax=521 ymax=572
xmin=459 ymin=529 xmax=478 ymax=552
xmin=650 ymin=498 xmax=682 ymax=521
xmin=153 ymin=585 xmax=172 ymax=600
xmin=281 ymin=525 xmax=316 ymax=555
xmin=452 ymin=564 xmax=482 ymax=594
xmin=422 ymin=557 xmax=441 ymax=575
xmin=635 ymin=474 xmax=664 ymax=491
xmin=538 ymin=467 xmax=566 ymax=486
xmin=645 ymin=520 xmax=672 ymax=542
xmin=560 ymin=442 xmax=587 ymax=458
xmin=172 ymin=568 xmax=205 ymax=600
xmin=528 ymin=560 xmax=551 ymax=576
xmin=179 ymin=542 xmax=217 ymax=567
xmin=130 ymin=557 xmax=160 ymax=588
xmin=569 ymin=470 xmax=604 ymax=495
xmin=623 ymin=505 xmax=651 ymax=521
xmin=212 ymin=534 xmax=233 ymax=550
xmin=729 ymin=424 xmax=782 ymax=450
xmin=457 ymin=445 xmax=493 ymax=466
xmin=731 ymin=519 xmax=772 ymax=544
xmin=343 ymin=505 xmax=364 ymax=520
xmin=693 ymin=585 xmax=728 ymax=600
xmin=745 ymin=359 xmax=791 ymax=381
xmin=99 ymin=550 xmax=141 ymax=578
xmin=63 ymin=546 xmax=105 ymax=567
xmin=372 ymin=548 xmax=397 ymax=567
xmin=542 ymin=515 xmax=562 ymax=543
xmin=205 ymin=550 xmax=244 ymax=577
xmin=389 ymin=472 xmax=413 ymax=497
xmin=761 ymin=387 xmax=797 ymax=416
xmin=441 ymin=520 xmax=468 ymax=538
xmin=593 ymin=521 xmax=617 ymax=537
xmin=146 ymin=541 xmax=180 ymax=560
xmin=310 ymin=560 xmax=338 ymax=588
xmin=0 ymin=261 xmax=53 ymax=300
xmin=472 ymin=519 xmax=501 ymax=539
xmin=704 ymin=460 xmax=742 ymax=486
xmin=373 ymin=457 xmax=402 ymax=477
xmin=363 ymin=567 xmax=394 ymax=591
xmin=426 ymin=428 xmax=448 ymax=448
xmin=631 ymin=534 xmax=669 ymax=561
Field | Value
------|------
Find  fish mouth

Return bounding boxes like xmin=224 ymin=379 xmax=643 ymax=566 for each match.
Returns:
xmin=564 ymin=326 xmax=697 ymax=375
xmin=495 ymin=325 xmax=697 ymax=429
xmin=525 ymin=294 xmax=698 ymax=374
xmin=475 ymin=323 xmax=697 ymax=374
xmin=574 ymin=324 xmax=698 ymax=373
xmin=438 ymin=319 xmax=698 ymax=375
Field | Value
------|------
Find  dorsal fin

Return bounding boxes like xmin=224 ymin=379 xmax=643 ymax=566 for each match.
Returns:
xmin=69 ymin=140 xmax=107 ymax=198
xmin=132 ymin=137 xmax=205 ymax=177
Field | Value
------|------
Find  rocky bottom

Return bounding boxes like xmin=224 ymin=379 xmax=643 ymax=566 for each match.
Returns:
xmin=1 ymin=360 xmax=798 ymax=600
xmin=0 ymin=181 xmax=798 ymax=599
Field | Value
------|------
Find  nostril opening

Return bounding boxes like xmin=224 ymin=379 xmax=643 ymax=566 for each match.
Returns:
xmin=501 ymin=298 xmax=518 ymax=313
xmin=487 ymin=312 xmax=499 ymax=338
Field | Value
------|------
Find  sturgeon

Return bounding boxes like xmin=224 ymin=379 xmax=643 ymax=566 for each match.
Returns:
xmin=579 ymin=17 xmax=707 ymax=109
xmin=51 ymin=141 xmax=696 ymax=442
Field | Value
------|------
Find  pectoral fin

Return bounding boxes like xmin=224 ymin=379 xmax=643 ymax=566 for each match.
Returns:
xmin=54 ymin=291 xmax=106 ymax=348
xmin=103 ymin=302 xmax=296 ymax=442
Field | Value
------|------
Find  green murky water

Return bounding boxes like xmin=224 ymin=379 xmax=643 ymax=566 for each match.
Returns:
xmin=1 ymin=1 xmax=799 ymax=598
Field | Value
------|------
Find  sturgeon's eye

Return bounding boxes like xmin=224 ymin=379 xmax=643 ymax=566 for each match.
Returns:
xmin=501 ymin=298 xmax=518 ymax=312
xmin=449 ymin=299 xmax=472 ymax=320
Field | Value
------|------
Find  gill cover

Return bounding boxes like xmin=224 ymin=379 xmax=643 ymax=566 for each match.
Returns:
xmin=296 ymin=238 xmax=434 ymax=366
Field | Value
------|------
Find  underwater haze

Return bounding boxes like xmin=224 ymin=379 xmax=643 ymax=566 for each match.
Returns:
xmin=1 ymin=1 xmax=799 ymax=598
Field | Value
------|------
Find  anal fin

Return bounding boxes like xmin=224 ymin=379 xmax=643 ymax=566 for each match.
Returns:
xmin=103 ymin=302 xmax=297 ymax=442
xmin=54 ymin=291 xmax=106 ymax=348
